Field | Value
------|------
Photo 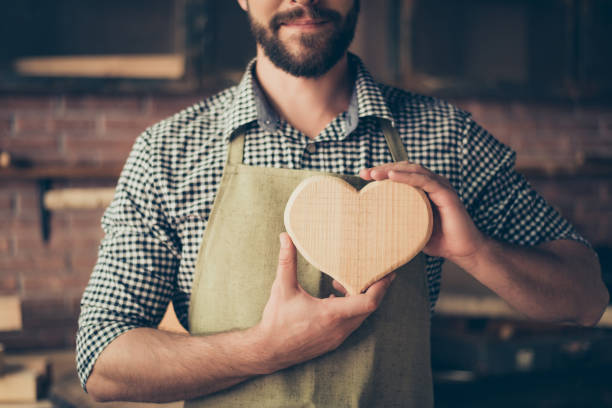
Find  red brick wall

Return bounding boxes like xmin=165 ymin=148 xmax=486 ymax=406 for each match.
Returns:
xmin=0 ymin=94 xmax=204 ymax=349
xmin=0 ymin=93 xmax=611 ymax=350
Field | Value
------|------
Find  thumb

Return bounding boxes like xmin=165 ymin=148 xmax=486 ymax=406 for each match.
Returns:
xmin=275 ymin=232 xmax=298 ymax=293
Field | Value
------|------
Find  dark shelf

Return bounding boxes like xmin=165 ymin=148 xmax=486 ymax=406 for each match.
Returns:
xmin=0 ymin=165 xmax=123 ymax=180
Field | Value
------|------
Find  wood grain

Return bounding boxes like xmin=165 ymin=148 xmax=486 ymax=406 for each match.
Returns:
xmin=44 ymin=188 xmax=115 ymax=210
xmin=285 ymin=176 xmax=433 ymax=295
xmin=15 ymin=54 xmax=185 ymax=79
xmin=0 ymin=296 xmax=22 ymax=332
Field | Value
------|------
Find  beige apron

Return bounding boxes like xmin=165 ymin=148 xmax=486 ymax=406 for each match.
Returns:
xmin=186 ymin=120 xmax=433 ymax=407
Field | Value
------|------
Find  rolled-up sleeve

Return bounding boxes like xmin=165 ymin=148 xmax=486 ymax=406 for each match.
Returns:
xmin=460 ymin=117 xmax=590 ymax=248
xmin=76 ymin=131 xmax=180 ymax=390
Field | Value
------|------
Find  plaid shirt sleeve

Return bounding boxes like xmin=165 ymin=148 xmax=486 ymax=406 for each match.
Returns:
xmin=76 ymin=131 xmax=180 ymax=390
xmin=461 ymin=116 xmax=590 ymax=247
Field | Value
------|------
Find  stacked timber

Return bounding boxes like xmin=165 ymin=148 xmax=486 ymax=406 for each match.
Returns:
xmin=0 ymin=296 xmax=50 ymax=404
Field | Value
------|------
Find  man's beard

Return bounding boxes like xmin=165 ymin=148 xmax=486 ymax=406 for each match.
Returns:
xmin=247 ymin=1 xmax=360 ymax=78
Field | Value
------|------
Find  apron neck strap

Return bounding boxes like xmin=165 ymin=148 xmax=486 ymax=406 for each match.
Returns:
xmin=227 ymin=119 xmax=407 ymax=165
xmin=380 ymin=119 xmax=409 ymax=162
xmin=228 ymin=127 xmax=247 ymax=166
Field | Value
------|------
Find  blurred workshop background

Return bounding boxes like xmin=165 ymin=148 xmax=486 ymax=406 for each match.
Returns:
xmin=0 ymin=0 xmax=611 ymax=407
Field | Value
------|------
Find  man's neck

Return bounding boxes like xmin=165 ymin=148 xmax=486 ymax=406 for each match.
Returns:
xmin=254 ymin=48 xmax=354 ymax=140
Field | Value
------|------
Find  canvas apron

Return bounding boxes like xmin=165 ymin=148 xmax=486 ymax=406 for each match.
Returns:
xmin=186 ymin=119 xmax=433 ymax=408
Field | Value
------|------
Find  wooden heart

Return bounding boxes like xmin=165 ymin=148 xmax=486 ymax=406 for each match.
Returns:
xmin=284 ymin=176 xmax=433 ymax=295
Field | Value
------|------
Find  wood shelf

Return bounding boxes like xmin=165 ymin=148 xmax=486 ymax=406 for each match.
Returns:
xmin=0 ymin=165 xmax=123 ymax=180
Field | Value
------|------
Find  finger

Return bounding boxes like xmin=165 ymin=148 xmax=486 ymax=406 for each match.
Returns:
xmin=332 ymin=279 xmax=348 ymax=296
xmin=387 ymin=170 xmax=451 ymax=198
xmin=359 ymin=168 xmax=372 ymax=180
xmin=365 ymin=161 xmax=420 ymax=173
xmin=330 ymin=274 xmax=394 ymax=317
xmin=275 ymin=233 xmax=298 ymax=293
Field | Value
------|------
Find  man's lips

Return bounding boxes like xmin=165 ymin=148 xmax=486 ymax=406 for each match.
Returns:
xmin=282 ymin=19 xmax=329 ymax=26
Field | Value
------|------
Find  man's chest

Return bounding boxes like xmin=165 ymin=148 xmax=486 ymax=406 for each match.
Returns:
xmin=167 ymin=124 xmax=460 ymax=293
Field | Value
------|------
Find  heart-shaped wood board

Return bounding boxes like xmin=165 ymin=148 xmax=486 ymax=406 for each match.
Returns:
xmin=284 ymin=176 xmax=433 ymax=295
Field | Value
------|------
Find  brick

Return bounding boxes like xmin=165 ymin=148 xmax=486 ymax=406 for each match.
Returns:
xmin=103 ymin=116 xmax=160 ymax=136
xmin=4 ymin=226 xmax=43 ymax=252
xmin=528 ymin=104 xmax=575 ymax=120
xmin=13 ymin=113 xmax=54 ymax=133
xmin=0 ymin=215 xmax=39 ymax=232
xmin=51 ymin=117 xmax=98 ymax=133
xmin=150 ymin=95 xmax=204 ymax=117
xmin=67 ymin=209 xmax=105 ymax=226
xmin=0 ymin=114 xmax=14 ymax=136
xmin=65 ymin=95 xmax=144 ymax=113
xmin=0 ymin=95 xmax=56 ymax=112
xmin=0 ymin=269 xmax=18 ymax=295
xmin=21 ymin=274 xmax=89 ymax=297
xmin=468 ymin=102 xmax=510 ymax=126
xmin=68 ymin=250 xmax=99 ymax=272
xmin=9 ymin=218 xmax=41 ymax=238
xmin=2 ymin=132 xmax=63 ymax=164
xmin=0 ymin=326 xmax=74 ymax=350
xmin=577 ymin=131 xmax=612 ymax=158
xmin=63 ymin=134 xmax=134 ymax=164
xmin=0 ymin=191 xmax=17 ymax=212
xmin=21 ymin=296 xmax=72 ymax=317
xmin=0 ymin=236 xmax=12 ymax=254
xmin=14 ymin=252 xmax=65 ymax=274
xmin=48 ymin=234 xmax=102 ymax=254
xmin=12 ymin=188 xmax=39 ymax=215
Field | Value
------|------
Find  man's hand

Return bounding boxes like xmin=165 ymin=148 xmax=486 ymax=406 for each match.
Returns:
xmin=360 ymin=162 xmax=608 ymax=326
xmin=360 ymin=162 xmax=485 ymax=269
xmin=255 ymin=233 xmax=394 ymax=374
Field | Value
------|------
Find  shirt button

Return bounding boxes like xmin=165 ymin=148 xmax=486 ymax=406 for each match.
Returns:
xmin=306 ymin=143 xmax=317 ymax=154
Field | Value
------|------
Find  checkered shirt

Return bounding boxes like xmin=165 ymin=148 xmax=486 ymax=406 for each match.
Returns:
xmin=76 ymin=53 xmax=589 ymax=389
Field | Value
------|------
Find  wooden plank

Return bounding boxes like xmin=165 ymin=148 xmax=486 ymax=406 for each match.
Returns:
xmin=44 ymin=188 xmax=116 ymax=211
xmin=0 ymin=296 xmax=22 ymax=332
xmin=0 ymin=364 xmax=42 ymax=403
xmin=15 ymin=54 xmax=185 ymax=79
xmin=285 ymin=177 xmax=432 ymax=295
xmin=0 ymin=165 xmax=123 ymax=180
xmin=436 ymin=293 xmax=612 ymax=328
xmin=0 ymin=401 xmax=52 ymax=408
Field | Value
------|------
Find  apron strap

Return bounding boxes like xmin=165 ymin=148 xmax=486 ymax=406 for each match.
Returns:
xmin=228 ymin=128 xmax=246 ymax=166
xmin=380 ymin=119 xmax=409 ymax=162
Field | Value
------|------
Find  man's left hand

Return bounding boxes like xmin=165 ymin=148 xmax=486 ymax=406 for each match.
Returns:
xmin=360 ymin=162 xmax=486 ymax=268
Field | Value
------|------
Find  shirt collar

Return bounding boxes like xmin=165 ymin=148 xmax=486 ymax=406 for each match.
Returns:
xmin=222 ymin=53 xmax=394 ymax=143
xmin=349 ymin=53 xmax=394 ymax=128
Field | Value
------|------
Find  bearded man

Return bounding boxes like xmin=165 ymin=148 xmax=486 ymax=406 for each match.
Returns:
xmin=77 ymin=1 xmax=608 ymax=406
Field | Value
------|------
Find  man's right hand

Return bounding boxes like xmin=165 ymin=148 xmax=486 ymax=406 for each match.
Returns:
xmin=254 ymin=232 xmax=395 ymax=374
xmin=86 ymin=232 xmax=394 ymax=403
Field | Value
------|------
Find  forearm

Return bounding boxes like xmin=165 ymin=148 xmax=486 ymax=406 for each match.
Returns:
xmin=455 ymin=239 xmax=609 ymax=326
xmin=86 ymin=326 xmax=268 ymax=403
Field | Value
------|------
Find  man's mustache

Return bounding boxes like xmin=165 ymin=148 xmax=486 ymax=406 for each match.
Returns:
xmin=270 ymin=7 xmax=342 ymax=32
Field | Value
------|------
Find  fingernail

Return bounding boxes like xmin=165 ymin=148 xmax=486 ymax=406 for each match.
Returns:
xmin=390 ymin=273 xmax=397 ymax=282
xmin=280 ymin=233 xmax=289 ymax=248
